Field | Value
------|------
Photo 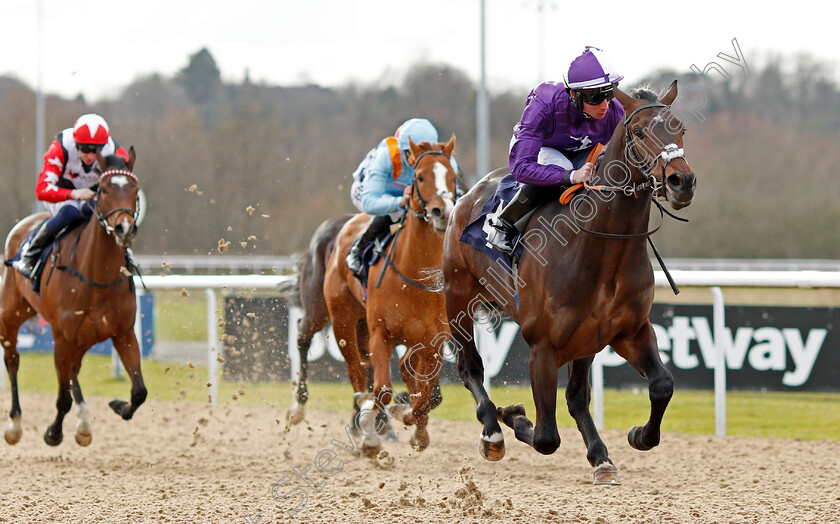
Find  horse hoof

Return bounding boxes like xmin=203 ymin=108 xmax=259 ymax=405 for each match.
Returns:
xmin=479 ymin=435 xmax=505 ymax=462
xmin=44 ymin=429 xmax=63 ymax=447
xmin=410 ymin=435 xmax=429 ymax=452
xmin=75 ymin=432 xmax=92 ymax=447
xmin=593 ymin=462 xmax=622 ymax=485
xmin=286 ymin=407 xmax=304 ymax=426
xmin=627 ymin=425 xmax=654 ymax=451
xmin=361 ymin=443 xmax=381 ymax=459
xmin=4 ymin=430 xmax=21 ymax=446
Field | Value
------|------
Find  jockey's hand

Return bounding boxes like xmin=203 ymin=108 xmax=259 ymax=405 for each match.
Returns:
xmin=399 ymin=186 xmax=412 ymax=207
xmin=570 ymin=163 xmax=594 ymax=185
xmin=70 ymin=188 xmax=95 ymax=200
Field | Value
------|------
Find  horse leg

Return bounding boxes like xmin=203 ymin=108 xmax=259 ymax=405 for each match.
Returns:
xmin=356 ymin=327 xmax=396 ymax=458
xmin=329 ymin=312 xmax=369 ymax=440
xmin=0 ymin=293 xmax=34 ymax=445
xmin=612 ymin=323 xmax=674 ymax=451
xmin=396 ymin=338 xmax=444 ymax=452
xmin=566 ymin=356 xmax=620 ymax=485
xmin=44 ymin=336 xmax=74 ymax=446
xmin=286 ymin=312 xmax=326 ymax=425
xmin=70 ymin=357 xmax=92 ymax=447
xmin=499 ymin=342 xmax=560 ymax=455
xmin=107 ymin=329 xmax=147 ymax=420
xmin=446 ymin=293 xmax=505 ymax=461
xmin=359 ymin=321 xmax=397 ymax=442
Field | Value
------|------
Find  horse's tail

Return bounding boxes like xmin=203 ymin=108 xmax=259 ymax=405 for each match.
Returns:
xmin=281 ymin=252 xmax=305 ymax=307
xmin=419 ymin=267 xmax=445 ymax=293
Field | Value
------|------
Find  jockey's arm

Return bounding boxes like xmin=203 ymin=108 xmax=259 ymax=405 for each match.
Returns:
xmin=360 ymin=150 xmax=403 ymax=216
xmin=35 ymin=140 xmax=73 ymax=203
xmin=509 ymin=92 xmax=573 ymax=187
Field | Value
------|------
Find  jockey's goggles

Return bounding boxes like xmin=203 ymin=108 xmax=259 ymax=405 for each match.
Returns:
xmin=577 ymin=85 xmax=615 ymax=105
xmin=77 ymin=143 xmax=103 ymax=154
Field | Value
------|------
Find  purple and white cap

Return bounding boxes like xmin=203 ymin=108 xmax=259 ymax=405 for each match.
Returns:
xmin=564 ymin=46 xmax=624 ymax=89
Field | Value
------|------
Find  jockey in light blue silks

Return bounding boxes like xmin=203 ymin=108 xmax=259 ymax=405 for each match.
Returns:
xmin=346 ymin=118 xmax=460 ymax=274
xmin=485 ymin=46 xmax=625 ymax=253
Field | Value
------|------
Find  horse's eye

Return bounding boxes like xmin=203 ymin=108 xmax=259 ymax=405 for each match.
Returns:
xmin=417 ymin=175 xmax=424 ymax=183
xmin=681 ymin=128 xmax=687 ymax=136
xmin=633 ymin=128 xmax=644 ymax=138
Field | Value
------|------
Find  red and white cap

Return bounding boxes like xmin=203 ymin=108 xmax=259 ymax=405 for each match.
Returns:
xmin=72 ymin=113 xmax=110 ymax=145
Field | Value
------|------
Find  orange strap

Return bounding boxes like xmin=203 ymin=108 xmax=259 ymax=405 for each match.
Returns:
xmin=558 ymin=143 xmax=606 ymax=205
xmin=385 ymin=136 xmax=402 ymax=180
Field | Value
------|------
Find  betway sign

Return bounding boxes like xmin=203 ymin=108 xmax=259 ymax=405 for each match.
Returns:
xmin=265 ymin=302 xmax=838 ymax=392
xmin=451 ymin=304 xmax=838 ymax=392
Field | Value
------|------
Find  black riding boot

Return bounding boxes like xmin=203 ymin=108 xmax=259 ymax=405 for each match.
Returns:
xmin=346 ymin=214 xmax=393 ymax=274
xmin=486 ymin=184 xmax=545 ymax=253
xmin=12 ymin=225 xmax=54 ymax=279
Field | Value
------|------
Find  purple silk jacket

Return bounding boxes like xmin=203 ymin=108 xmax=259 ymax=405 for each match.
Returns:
xmin=509 ymin=81 xmax=625 ymax=186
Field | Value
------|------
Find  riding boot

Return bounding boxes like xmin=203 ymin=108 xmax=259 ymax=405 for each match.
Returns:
xmin=346 ymin=214 xmax=393 ymax=274
xmin=12 ymin=225 xmax=55 ymax=279
xmin=486 ymin=184 xmax=541 ymax=253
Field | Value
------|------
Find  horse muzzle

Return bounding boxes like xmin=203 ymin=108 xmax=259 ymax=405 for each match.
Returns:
xmin=664 ymin=171 xmax=696 ymax=210
xmin=114 ymin=219 xmax=137 ymax=249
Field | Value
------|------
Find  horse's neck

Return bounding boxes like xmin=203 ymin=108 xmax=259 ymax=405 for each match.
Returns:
xmin=392 ymin=215 xmax=442 ymax=273
xmin=74 ymin=220 xmax=124 ymax=280
xmin=591 ymin=131 xmax=654 ymax=233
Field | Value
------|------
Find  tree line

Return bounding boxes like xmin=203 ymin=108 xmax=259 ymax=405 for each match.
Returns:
xmin=0 ymin=48 xmax=837 ymax=260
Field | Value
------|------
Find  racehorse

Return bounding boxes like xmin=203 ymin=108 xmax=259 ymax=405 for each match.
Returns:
xmin=441 ymin=82 xmax=696 ymax=484
xmin=323 ymin=136 xmax=457 ymax=456
xmin=1 ymin=149 xmax=145 ymax=447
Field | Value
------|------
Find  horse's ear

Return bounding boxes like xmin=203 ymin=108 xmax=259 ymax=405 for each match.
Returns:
xmin=443 ymin=133 xmax=456 ymax=157
xmin=659 ymin=79 xmax=678 ymax=106
xmin=127 ymin=146 xmax=136 ymax=172
xmin=407 ymin=137 xmax=422 ymax=164
xmin=96 ymin=153 xmax=107 ymax=172
xmin=614 ymin=87 xmax=634 ymax=111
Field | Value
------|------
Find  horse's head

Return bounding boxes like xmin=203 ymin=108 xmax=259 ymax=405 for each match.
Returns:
xmin=406 ymin=135 xmax=458 ymax=231
xmin=614 ymin=81 xmax=696 ymax=210
xmin=95 ymin=146 xmax=140 ymax=248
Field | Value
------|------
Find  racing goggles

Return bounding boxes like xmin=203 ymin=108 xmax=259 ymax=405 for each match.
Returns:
xmin=577 ymin=84 xmax=615 ymax=106
xmin=77 ymin=143 xmax=103 ymax=154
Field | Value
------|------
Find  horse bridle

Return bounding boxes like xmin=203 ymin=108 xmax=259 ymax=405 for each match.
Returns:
xmin=572 ymin=103 xmax=689 ymax=239
xmin=407 ymin=150 xmax=456 ymax=222
xmin=622 ymin=103 xmax=687 ymax=198
xmin=93 ymin=169 xmax=141 ymax=236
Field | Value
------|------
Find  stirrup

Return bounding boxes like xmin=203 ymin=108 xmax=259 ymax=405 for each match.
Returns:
xmin=486 ymin=219 xmax=516 ymax=254
xmin=346 ymin=246 xmax=363 ymax=274
xmin=12 ymin=257 xmax=37 ymax=279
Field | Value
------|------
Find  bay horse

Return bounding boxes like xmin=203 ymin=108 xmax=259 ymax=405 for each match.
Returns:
xmin=1 ymin=149 xmax=145 ymax=446
xmin=323 ymin=136 xmax=457 ymax=456
xmin=441 ymin=82 xmax=696 ymax=483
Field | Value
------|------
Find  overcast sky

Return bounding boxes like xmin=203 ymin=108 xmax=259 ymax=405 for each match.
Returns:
xmin=1 ymin=0 xmax=837 ymax=102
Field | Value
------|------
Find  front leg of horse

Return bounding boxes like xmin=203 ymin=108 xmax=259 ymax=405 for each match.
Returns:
xmin=44 ymin=385 xmax=72 ymax=446
xmin=566 ymin=357 xmax=620 ymax=485
xmin=396 ymin=343 xmax=445 ymax=452
xmin=68 ymin=377 xmax=93 ymax=446
xmin=108 ymin=332 xmax=147 ymax=420
xmin=627 ymin=362 xmax=673 ymax=451
xmin=613 ymin=330 xmax=674 ymax=452
xmin=3 ymin=345 xmax=23 ymax=445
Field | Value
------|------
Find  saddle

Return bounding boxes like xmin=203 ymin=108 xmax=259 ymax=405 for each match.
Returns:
xmin=4 ymin=217 xmax=91 ymax=293
xmin=354 ymin=229 xmax=395 ymax=289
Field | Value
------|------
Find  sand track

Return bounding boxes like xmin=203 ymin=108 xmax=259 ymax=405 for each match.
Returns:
xmin=0 ymin=391 xmax=837 ymax=523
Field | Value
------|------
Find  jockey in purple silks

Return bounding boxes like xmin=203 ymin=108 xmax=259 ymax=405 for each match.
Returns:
xmin=486 ymin=46 xmax=626 ymax=253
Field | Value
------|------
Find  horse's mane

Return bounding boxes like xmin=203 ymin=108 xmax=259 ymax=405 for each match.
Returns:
xmin=629 ymin=86 xmax=659 ymax=102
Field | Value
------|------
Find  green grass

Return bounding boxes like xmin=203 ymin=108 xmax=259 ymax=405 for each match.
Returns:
xmin=7 ymin=353 xmax=838 ymax=441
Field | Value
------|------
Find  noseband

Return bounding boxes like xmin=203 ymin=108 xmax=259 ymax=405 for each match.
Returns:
xmin=94 ymin=170 xmax=140 ymax=237
xmin=408 ymin=150 xmax=456 ymax=222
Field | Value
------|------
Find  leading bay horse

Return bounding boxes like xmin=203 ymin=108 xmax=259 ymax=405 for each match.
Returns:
xmin=442 ymin=82 xmax=696 ymax=483
xmin=1 ymin=149 xmax=145 ymax=446
xmin=323 ymin=136 xmax=457 ymax=455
